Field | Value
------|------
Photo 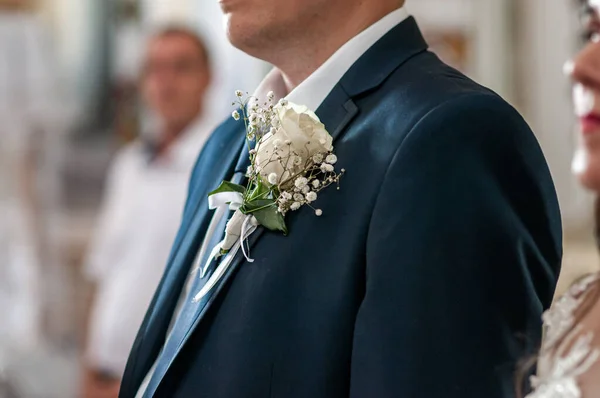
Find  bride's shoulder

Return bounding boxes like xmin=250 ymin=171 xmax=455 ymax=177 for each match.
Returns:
xmin=542 ymin=273 xmax=600 ymax=351
xmin=530 ymin=272 xmax=600 ymax=397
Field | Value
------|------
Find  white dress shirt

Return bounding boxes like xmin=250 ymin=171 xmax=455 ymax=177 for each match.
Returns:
xmin=135 ymin=6 xmax=409 ymax=396
xmin=85 ymin=116 xmax=216 ymax=377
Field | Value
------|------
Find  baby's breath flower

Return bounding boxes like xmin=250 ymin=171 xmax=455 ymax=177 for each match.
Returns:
xmin=269 ymin=127 xmax=277 ymax=135
xmin=312 ymin=180 xmax=321 ymax=189
xmin=279 ymin=98 xmax=288 ymax=107
xmin=293 ymin=193 xmax=304 ymax=202
xmin=290 ymin=202 xmax=301 ymax=211
xmin=245 ymin=165 xmax=253 ymax=177
xmin=235 ymin=90 xmax=243 ymax=97
xmin=281 ymin=191 xmax=293 ymax=200
xmin=249 ymin=113 xmax=259 ymax=126
xmin=273 ymin=139 xmax=282 ymax=149
xmin=325 ymin=154 xmax=338 ymax=164
xmin=232 ymin=110 xmax=240 ymax=121
xmin=285 ymin=139 xmax=292 ymax=145
xmin=301 ymin=185 xmax=310 ymax=194
xmin=321 ymin=163 xmax=334 ymax=173
xmin=313 ymin=153 xmax=324 ymax=163
xmin=315 ymin=209 xmax=323 ymax=216
xmin=295 ymin=177 xmax=309 ymax=189
xmin=268 ymin=173 xmax=278 ymax=185
xmin=306 ymin=191 xmax=317 ymax=202
xmin=341 ymin=168 xmax=346 ymax=173
xmin=293 ymin=156 xmax=302 ymax=166
xmin=267 ymin=91 xmax=275 ymax=100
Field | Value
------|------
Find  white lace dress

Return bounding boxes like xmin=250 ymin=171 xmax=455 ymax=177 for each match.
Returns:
xmin=526 ymin=273 xmax=600 ymax=398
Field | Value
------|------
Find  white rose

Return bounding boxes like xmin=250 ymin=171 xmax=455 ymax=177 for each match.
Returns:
xmin=255 ymin=102 xmax=333 ymax=187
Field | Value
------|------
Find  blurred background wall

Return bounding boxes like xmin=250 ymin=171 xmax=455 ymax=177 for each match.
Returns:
xmin=0 ymin=0 xmax=595 ymax=396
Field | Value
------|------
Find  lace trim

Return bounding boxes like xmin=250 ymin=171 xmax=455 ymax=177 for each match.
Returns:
xmin=541 ymin=274 xmax=600 ymax=351
xmin=527 ymin=273 xmax=600 ymax=398
xmin=527 ymin=329 xmax=600 ymax=398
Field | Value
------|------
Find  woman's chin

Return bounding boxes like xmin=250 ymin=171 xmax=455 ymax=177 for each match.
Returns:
xmin=575 ymin=168 xmax=600 ymax=192
xmin=573 ymin=148 xmax=600 ymax=191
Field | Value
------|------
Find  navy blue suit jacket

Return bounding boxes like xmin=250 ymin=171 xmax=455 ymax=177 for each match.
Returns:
xmin=120 ymin=17 xmax=561 ymax=398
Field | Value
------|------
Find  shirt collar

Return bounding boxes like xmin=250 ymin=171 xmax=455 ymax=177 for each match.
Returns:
xmin=252 ymin=6 xmax=410 ymax=110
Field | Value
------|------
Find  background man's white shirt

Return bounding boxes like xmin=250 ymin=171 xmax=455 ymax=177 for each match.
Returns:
xmin=85 ymin=116 xmax=215 ymax=377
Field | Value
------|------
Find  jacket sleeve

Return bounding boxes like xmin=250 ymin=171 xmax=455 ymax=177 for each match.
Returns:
xmin=349 ymin=94 xmax=562 ymax=398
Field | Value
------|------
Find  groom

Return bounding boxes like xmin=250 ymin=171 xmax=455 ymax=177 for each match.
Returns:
xmin=120 ymin=1 xmax=562 ymax=397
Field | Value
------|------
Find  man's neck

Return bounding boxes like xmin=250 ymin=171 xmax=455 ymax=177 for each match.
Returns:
xmin=274 ymin=3 xmax=403 ymax=92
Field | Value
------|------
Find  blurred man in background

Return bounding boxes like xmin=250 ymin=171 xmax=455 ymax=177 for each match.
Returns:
xmin=82 ymin=26 xmax=215 ymax=398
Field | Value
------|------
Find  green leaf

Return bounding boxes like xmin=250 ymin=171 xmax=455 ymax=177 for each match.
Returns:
xmin=208 ymin=181 xmax=246 ymax=197
xmin=253 ymin=206 xmax=288 ymax=235
xmin=248 ymin=180 xmax=271 ymax=201
xmin=242 ymin=198 xmax=288 ymax=235
xmin=242 ymin=199 xmax=275 ymax=212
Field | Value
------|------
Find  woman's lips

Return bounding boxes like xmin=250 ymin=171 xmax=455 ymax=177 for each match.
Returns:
xmin=580 ymin=113 xmax=600 ymax=135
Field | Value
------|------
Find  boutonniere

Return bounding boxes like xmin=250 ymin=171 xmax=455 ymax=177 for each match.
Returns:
xmin=193 ymin=90 xmax=344 ymax=301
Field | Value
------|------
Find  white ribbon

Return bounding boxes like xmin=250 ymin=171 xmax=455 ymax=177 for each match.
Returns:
xmin=192 ymin=191 xmax=259 ymax=302
xmin=208 ymin=191 xmax=244 ymax=211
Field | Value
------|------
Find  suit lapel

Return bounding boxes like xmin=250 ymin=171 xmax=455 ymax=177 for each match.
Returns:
xmin=122 ymin=117 xmax=246 ymax=396
xmin=316 ymin=85 xmax=359 ymax=142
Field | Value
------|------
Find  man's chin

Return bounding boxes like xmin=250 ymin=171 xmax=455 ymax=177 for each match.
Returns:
xmin=223 ymin=16 xmax=267 ymax=55
xmin=224 ymin=18 xmax=249 ymax=49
